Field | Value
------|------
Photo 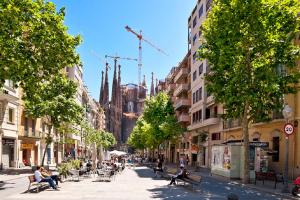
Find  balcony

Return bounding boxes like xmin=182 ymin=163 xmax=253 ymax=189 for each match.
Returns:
xmin=166 ymin=84 xmax=176 ymax=93
xmin=0 ymin=88 xmax=18 ymax=102
xmin=174 ymin=84 xmax=189 ymax=97
xmin=174 ymin=68 xmax=189 ymax=83
xmin=175 ymin=99 xmax=191 ymax=110
xmin=19 ymin=129 xmax=41 ymax=138
xmin=223 ymin=119 xmax=242 ymax=130
xmin=178 ymin=113 xmax=190 ymax=123
xmin=188 ymin=117 xmax=220 ymax=130
xmin=206 ymin=95 xmax=214 ymax=106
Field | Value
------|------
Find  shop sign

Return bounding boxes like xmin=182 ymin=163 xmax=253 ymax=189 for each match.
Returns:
xmin=249 ymin=142 xmax=269 ymax=148
xmin=22 ymin=144 xmax=33 ymax=149
xmin=2 ymin=139 xmax=14 ymax=146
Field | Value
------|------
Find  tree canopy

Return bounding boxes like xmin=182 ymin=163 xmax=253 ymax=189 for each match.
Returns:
xmin=198 ymin=0 xmax=300 ymax=183
xmin=0 ymin=0 xmax=81 ymax=89
xmin=128 ymin=92 xmax=183 ymax=150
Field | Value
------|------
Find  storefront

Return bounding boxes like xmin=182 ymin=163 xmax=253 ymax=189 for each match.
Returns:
xmin=2 ymin=138 xmax=16 ymax=169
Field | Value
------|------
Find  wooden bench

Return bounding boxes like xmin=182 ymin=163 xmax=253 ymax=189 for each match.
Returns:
xmin=255 ymin=171 xmax=284 ymax=189
xmin=27 ymin=175 xmax=49 ymax=193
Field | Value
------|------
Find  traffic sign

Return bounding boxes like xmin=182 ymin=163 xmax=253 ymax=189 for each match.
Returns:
xmin=284 ymin=123 xmax=294 ymax=136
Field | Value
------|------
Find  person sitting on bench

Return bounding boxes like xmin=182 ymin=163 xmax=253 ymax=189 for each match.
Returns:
xmin=34 ymin=166 xmax=58 ymax=190
xmin=169 ymin=165 xmax=189 ymax=185
xmin=153 ymin=159 xmax=163 ymax=173
xmin=40 ymin=167 xmax=61 ymax=186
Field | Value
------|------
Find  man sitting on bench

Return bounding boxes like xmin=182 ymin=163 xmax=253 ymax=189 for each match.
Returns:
xmin=169 ymin=165 xmax=189 ymax=185
xmin=153 ymin=159 xmax=163 ymax=174
xmin=34 ymin=166 xmax=59 ymax=190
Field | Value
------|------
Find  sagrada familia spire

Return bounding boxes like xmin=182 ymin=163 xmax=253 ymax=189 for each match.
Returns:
xmin=99 ymin=59 xmax=122 ymax=144
xmin=150 ymin=72 xmax=155 ymax=97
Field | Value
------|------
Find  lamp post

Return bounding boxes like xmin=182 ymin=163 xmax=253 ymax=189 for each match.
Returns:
xmin=282 ymin=104 xmax=293 ymax=193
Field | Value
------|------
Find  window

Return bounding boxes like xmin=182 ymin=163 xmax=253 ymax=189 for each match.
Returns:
xmin=272 ymin=137 xmax=280 ymax=162
xmin=199 ymin=63 xmax=203 ymax=75
xmin=206 ymin=0 xmax=212 ymax=11
xmin=195 ymin=90 xmax=199 ymax=102
xmin=186 ymin=142 xmax=190 ymax=149
xmin=199 ymin=87 xmax=202 ymax=100
xmin=207 ymin=90 xmax=211 ymax=97
xmin=193 ymin=17 xmax=197 ymax=28
xmin=8 ymin=108 xmax=14 ymax=123
xmin=212 ymin=133 xmax=221 ymax=140
xmin=193 ymin=71 xmax=197 ymax=81
xmin=32 ymin=119 xmax=36 ymax=134
xmin=42 ymin=123 xmax=46 ymax=132
xmin=205 ymin=108 xmax=210 ymax=119
xmin=193 ymin=34 xmax=197 ymax=45
xmin=24 ymin=117 xmax=28 ymax=131
xmin=193 ymin=52 xmax=197 ymax=63
xmin=198 ymin=5 xmax=204 ymax=18
xmin=198 ymin=110 xmax=202 ymax=121
xmin=193 ymin=113 xmax=196 ymax=123
xmin=193 ymin=93 xmax=196 ymax=104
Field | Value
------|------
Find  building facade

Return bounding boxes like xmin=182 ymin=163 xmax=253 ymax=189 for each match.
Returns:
xmin=0 ymin=80 xmax=20 ymax=169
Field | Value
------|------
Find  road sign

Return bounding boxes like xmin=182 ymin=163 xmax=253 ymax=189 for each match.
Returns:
xmin=284 ymin=123 xmax=294 ymax=136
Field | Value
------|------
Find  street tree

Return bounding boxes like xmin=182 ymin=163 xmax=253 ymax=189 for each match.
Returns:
xmin=24 ymin=73 xmax=83 ymax=165
xmin=0 ymin=0 xmax=81 ymax=98
xmin=142 ymin=92 xmax=184 ymax=155
xmin=198 ymin=0 xmax=300 ymax=183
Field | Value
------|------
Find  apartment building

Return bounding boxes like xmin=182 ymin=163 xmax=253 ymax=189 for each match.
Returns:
xmin=0 ymin=81 xmax=20 ymax=169
xmin=66 ymin=66 xmax=84 ymax=158
xmin=187 ymin=0 xmax=223 ymax=168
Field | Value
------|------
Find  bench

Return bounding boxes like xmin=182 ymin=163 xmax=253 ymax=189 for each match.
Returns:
xmin=176 ymin=175 xmax=202 ymax=191
xmin=27 ymin=175 xmax=49 ymax=193
xmin=255 ymin=171 xmax=284 ymax=189
xmin=68 ymin=169 xmax=80 ymax=181
xmin=156 ymin=167 xmax=176 ymax=178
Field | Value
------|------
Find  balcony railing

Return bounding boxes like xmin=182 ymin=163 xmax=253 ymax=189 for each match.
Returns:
xmin=174 ymin=84 xmax=189 ymax=97
xmin=166 ymin=84 xmax=176 ymax=93
xmin=174 ymin=68 xmax=189 ymax=83
xmin=175 ymin=99 xmax=191 ymax=110
xmin=178 ymin=113 xmax=190 ymax=123
xmin=223 ymin=119 xmax=242 ymax=129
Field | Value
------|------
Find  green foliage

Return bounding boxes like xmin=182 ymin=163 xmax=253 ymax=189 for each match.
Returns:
xmin=81 ymin=120 xmax=116 ymax=149
xmin=199 ymin=0 xmax=300 ymax=121
xmin=0 ymin=0 xmax=81 ymax=90
xmin=128 ymin=92 xmax=183 ymax=150
xmin=198 ymin=0 xmax=300 ymax=183
xmin=24 ymin=73 xmax=83 ymax=128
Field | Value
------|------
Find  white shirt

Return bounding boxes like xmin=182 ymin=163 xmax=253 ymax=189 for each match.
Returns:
xmin=34 ymin=170 xmax=42 ymax=182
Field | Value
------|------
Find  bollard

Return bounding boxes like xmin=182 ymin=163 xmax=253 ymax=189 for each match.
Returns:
xmin=227 ymin=193 xmax=239 ymax=200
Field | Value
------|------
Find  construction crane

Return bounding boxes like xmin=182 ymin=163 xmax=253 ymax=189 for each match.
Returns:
xmin=125 ymin=25 xmax=168 ymax=86
xmin=105 ymin=55 xmax=138 ymax=62
xmin=90 ymin=50 xmax=110 ymax=70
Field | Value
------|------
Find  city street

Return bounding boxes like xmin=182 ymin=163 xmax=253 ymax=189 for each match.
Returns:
xmin=0 ymin=166 xmax=293 ymax=200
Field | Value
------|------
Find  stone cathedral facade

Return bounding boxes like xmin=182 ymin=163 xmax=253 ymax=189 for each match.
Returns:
xmin=99 ymin=62 xmax=154 ymax=147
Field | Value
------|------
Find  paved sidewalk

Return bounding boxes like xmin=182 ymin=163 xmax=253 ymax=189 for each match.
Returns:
xmin=0 ymin=166 xmax=290 ymax=200
xmin=161 ymin=163 xmax=296 ymax=199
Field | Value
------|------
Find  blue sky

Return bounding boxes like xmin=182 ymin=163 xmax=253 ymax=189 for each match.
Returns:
xmin=51 ymin=0 xmax=196 ymax=100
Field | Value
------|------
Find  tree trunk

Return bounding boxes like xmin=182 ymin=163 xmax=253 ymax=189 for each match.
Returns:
xmin=242 ymin=102 xmax=250 ymax=184
xmin=41 ymin=143 xmax=50 ymax=167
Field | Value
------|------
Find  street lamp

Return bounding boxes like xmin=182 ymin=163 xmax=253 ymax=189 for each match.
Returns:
xmin=282 ymin=104 xmax=293 ymax=193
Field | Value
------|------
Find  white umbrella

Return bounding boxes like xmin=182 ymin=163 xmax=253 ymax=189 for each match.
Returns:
xmin=109 ymin=150 xmax=127 ymax=156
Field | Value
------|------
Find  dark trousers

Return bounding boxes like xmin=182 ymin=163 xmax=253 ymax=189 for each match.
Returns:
xmin=170 ymin=174 xmax=183 ymax=185
xmin=41 ymin=177 xmax=56 ymax=189
xmin=50 ymin=175 xmax=59 ymax=185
